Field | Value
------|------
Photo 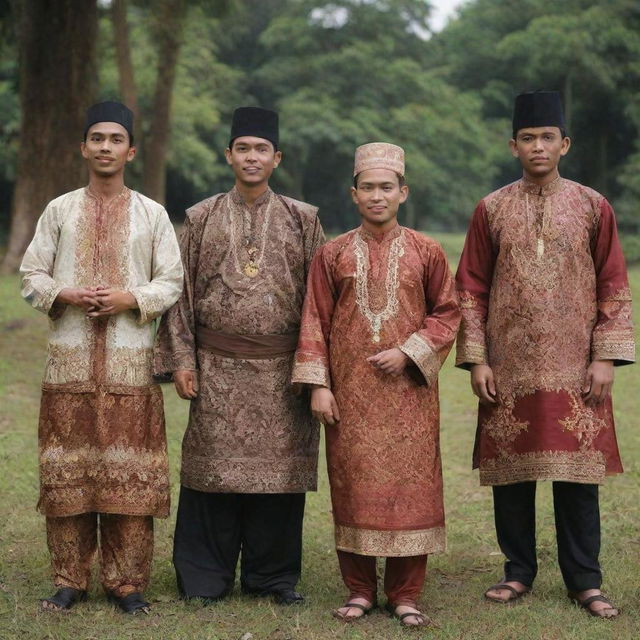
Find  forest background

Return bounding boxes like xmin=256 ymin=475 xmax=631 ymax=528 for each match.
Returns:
xmin=1 ymin=0 xmax=640 ymax=272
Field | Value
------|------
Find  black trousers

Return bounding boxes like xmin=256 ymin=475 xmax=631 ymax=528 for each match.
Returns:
xmin=173 ymin=486 xmax=306 ymax=599
xmin=492 ymin=481 xmax=602 ymax=591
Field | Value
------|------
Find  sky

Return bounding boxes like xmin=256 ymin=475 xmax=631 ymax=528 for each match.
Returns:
xmin=429 ymin=0 xmax=465 ymax=32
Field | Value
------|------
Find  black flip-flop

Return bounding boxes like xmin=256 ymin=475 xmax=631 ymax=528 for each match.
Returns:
xmin=41 ymin=587 xmax=87 ymax=611
xmin=109 ymin=591 xmax=151 ymax=615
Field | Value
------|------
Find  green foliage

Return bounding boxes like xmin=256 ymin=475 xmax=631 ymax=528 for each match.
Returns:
xmin=1 ymin=0 xmax=640 ymax=233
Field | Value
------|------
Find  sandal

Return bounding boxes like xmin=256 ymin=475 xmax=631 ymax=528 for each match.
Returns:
xmin=484 ymin=582 xmax=530 ymax=604
xmin=41 ymin=587 xmax=87 ymax=611
xmin=568 ymin=591 xmax=619 ymax=618
xmin=109 ymin=591 xmax=151 ymax=615
xmin=385 ymin=602 xmax=432 ymax=627
xmin=332 ymin=599 xmax=376 ymax=622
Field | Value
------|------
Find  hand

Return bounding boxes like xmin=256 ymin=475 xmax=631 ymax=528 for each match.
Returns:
xmin=87 ymin=287 xmax=138 ymax=317
xmin=174 ymin=369 xmax=199 ymax=399
xmin=311 ymin=386 xmax=340 ymax=426
xmin=55 ymin=287 xmax=100 ymax=312
xmin=582 ymin=360 xmax=614 ymax=405
xmin=471 ymin=364 xmax=497 ymax=404
xmin=367 ymin=348 xmax=409 ymax=376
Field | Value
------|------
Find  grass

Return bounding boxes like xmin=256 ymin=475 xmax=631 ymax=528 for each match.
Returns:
xmin=0 ymin=233 xmax=639 ymax=639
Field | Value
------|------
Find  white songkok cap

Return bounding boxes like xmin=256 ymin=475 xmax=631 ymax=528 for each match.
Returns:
xmin=353 ymin=142 xmax=405 ymax=177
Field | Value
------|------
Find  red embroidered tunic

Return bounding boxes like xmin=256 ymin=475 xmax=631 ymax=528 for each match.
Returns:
xmin=456 ymin=177 xmax=634 ymax=486
xmin=292 ymin=225 xmax=460 ymax=556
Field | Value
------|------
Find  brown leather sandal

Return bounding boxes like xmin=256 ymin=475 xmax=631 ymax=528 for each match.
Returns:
xmin=484 ymin=582 xmax=531 ymax=603
xmin=385 ymin=602 xmax=433 ymax=627
xmin=332 ymin=599 xmax=376 ymax=622
xmin=568 ymin=592 xmax=619 ymax=618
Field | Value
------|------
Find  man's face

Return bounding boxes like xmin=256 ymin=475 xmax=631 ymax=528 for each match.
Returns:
xmin=351 ymin=168 xmax=408 ymax=228
xmin=509 ymin=127 xmax=570 ymax=179
xmin=225 ymin=136 xmax=281 ymax=186
xmin=81 ymin=122 xmax=135 ymax=177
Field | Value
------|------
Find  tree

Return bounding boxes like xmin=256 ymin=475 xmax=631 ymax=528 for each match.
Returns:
xmin=1 ymin=0 xmax=98 ymax=273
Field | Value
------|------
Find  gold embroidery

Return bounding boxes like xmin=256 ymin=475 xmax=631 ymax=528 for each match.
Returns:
xmin=335 ymin=524 xmax=446 ymax=557
xmin=353 ymin=230 xmax=404 ymax=342
xmin=559 ymin=393 xmax=606 ymax=450
xmin=44 ymin=343 xmax=93 ymax=384
xmin=482 ymin=403 xmax=529 ymax=457
xmin=479 ymin=450 xmax=607 ymax=486
xmin=400 ymin=333 xmax=438 ymax=385
xmin=291 ymin=361 xmax=330 ymax=387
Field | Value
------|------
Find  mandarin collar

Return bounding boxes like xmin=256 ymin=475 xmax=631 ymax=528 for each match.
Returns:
xmin=85 ymin=185 xmax=130 ymax=205
xmin=229 ymin=186 xmax=273 ymax=208
xmin=519 ymin=175 xmax=563 ymax=197
xmin=358 ymin=223 xmax=403 ymax=243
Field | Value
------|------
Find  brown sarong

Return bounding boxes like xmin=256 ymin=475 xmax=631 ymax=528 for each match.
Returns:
xmin=195 ymin=326 xmax=299 ymax=359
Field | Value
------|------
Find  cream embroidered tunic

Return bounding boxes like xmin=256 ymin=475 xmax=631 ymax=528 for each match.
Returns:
xmin=20 ymin=187 xmax=183 ymax=517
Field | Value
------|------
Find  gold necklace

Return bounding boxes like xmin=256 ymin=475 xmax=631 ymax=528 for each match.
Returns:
xmin=227 ymin=192 xmax=274 ymax=278
xmin=353 ymin=229 xmax=404 ymax=342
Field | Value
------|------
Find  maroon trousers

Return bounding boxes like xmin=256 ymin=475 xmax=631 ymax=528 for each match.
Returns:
xmin=337 ymin=550 xmax=428 ymax=605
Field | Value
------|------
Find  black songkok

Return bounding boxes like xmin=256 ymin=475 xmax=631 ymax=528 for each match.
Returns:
xmin=512 ymin=91 xmax=565 ymax=136
xmin=229 ymin=107 xmax=279 ymax=149
xmin=85 ymin=101 xmax=134 ymax=140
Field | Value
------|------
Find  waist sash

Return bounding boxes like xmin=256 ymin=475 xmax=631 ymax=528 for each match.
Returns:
xmin=195 ymin=326 xmax=298 ymax=359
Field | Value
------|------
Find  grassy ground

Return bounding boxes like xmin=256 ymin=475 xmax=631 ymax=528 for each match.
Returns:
xmin=0 ymin=233 xmax=639 ymax=640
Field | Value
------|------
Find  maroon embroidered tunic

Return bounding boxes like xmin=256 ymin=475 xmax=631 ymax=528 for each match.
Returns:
xmin=456 ymin=177 xmax=634 ymax=486
xmin=292 ymin=225 xmax=460 ymax=556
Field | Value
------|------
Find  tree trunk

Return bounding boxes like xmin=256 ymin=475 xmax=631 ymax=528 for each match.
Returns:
xmin=1 ymin=0 xmax=98 ymax=273
xmin=111 ymin=0 xmax=140 ymax=142
xmin=142 ymin=0 xmax=187 ymax=204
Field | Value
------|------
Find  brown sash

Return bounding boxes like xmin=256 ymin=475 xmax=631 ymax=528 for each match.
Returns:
xmin=195 ymin=326 xmax=299 ymax=359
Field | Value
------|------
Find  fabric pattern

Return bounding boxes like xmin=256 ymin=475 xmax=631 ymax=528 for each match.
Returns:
xmin=46 ymin=513 xmax=154 ymax=597
xmin=292 ymin=225 xmax=460 ymax=556
xmin=456 ymin=177 xmax=634 ymax=486
xmin=20 ymin=187 xmax=183 ymax=517
xmin=154 ymin=187 xmax=325 ymax=493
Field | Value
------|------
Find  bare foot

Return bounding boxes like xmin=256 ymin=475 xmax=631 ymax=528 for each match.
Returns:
xmin=485 ymin=581 xmax=530 ymax=603
xmin=333 ymin=596 xmax=375 ymax=621
xmin=570 ymin=589 xmax=619 ymax=618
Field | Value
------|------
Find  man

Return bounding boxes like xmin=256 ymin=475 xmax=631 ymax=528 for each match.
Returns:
xmin=20 ymin=101 xmax=183 ymax=614
xmin=456 ymin=91 xmax=634 ymax=618
xmin=292 ymin=143 xmax=460 ymax=627
xmin=154 ymin=106 xmax=324 ymax=605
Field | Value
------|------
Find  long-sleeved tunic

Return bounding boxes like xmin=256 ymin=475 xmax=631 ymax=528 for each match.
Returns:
xmin=154 ymin=187 xmax=324 ymax=493
xmin=456 ymin=177 xmax=634 ymax=486
xmin=292 ymin=225 xmax=460 ymax=556
xmin=20 ymin=187 xmax=183 ymax=517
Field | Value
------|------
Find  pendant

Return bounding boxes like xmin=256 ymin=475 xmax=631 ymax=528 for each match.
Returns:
xmin=243 ymin=261 xmax=259 ymax=277
xmin=372 ymin=334 xmax=380 ymax=343
xmin=536 ymin=237 xmax=544 ymax=258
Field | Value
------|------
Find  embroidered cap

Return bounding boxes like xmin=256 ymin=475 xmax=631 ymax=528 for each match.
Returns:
xmin=85 ymin=101 xmax=134 ymax=140
xmin=353 ymin=142 xmax=405 ymax=177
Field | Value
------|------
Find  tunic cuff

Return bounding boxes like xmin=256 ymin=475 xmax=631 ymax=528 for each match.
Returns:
xmin=455 ymin=343 xmax=488 ymax=370
xmin=399 ymin=333 xmax=439 ymax=387
xmin=291 ymin=360 xmax=331 ymax=388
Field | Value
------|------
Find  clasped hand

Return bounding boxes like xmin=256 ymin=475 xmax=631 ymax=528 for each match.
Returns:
xmin=56 ymin=286 xmax=137 ymax=317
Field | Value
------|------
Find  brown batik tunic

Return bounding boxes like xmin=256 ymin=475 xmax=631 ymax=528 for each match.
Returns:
xmin=456 ymin=177 xmax=634 ymax=486
xmin=292 ymin=226 xmax=460 ymax=555
xmin=154 ymin=187 xmax=325 ymax=493
xmin=20 ymin=187 xmax=183 ymax=517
